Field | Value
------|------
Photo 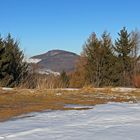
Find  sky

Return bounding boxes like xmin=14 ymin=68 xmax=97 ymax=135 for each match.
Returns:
xmin=0 ymin=0 xmax=140 ymax=57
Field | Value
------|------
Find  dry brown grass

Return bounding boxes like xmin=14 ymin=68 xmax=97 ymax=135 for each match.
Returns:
xmin=0 ymin=87 xmax=140 ymax=122
xmin=133 ymin=75 xmax=140 ymax=88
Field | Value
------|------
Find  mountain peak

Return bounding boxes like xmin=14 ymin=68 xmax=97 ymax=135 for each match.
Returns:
xmin=31 ymin=49 xmax=77 ymax=60
xmin=30 ymin=49 xmax=80 ymax=73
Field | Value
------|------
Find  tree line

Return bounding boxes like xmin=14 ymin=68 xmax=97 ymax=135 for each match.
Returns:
xmin=69 ymin=27 xmax=140 ymax=88
xmin=0 ymin=27 xmax=140 ymax=88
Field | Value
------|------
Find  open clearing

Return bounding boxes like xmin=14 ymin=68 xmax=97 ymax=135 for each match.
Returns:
xmin=0 ymin=87 xmax=140 ymax=121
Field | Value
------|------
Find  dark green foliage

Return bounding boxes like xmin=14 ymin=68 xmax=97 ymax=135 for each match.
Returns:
xmin=0 ymin=34 xmax=28 ymax=87
xmin=114 ymin=27 xmax=134 ymax=86
xmin=0 ymin=36 xmax=5 ymax=79
xmin=81 ymin=28 xmax=139 ymax=87
xmin=83 ymin=32 xmax=118 ymax=87
xmin=60 ymin=70 xmax=69 ymax=88
xmin=83 ymin=33 xmax=100 ymax=86
xmin=100 ymin=32 xmax=120 ymax=86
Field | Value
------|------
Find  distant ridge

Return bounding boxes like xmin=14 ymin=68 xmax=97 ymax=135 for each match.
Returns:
xmin=30 ymin=50 xmax=80 ymax=73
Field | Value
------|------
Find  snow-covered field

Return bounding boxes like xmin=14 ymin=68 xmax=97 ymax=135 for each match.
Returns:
xmin=0 ymin=102 xmax=140 ymax=140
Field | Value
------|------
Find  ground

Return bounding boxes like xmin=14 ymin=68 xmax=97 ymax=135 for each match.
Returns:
xmin=0 ymin=102 xmax=140 ymax=140
xmin=0 ymin=87 xmax=140 ymax=121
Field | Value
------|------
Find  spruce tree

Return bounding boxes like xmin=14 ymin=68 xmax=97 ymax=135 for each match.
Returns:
xmin=83 ymin=33 xmax=103 ymax=87
xmin=0 ymin=34 xmax=28 ymax=87
xmin=100 ymin=32 xmax=119 ymax=86
xmin=0 ymin=36 xmax=5 ymax=81
xmin=114 ymin=27 xmax=134 ymax=86
xmin=60 ymin=70 xmax=69 ymax=88
xmin=82 ymin=32 xmax=118 ymax=87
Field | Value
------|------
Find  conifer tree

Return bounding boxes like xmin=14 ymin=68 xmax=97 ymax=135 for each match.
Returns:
xmin=60 ymin=70 xmax=69 ymax=88
xmin=114 ymin=27 xmax=134 ymax=86
xmin=0 ymin=36 xmax=5 ymax=81
xmin=100 ymin=32 xmax=119 ymax=86
xmin=0 ymin=34 xmax=28 ymax=87
xmin=83 ymin=33 xmax=102 ymax=87
xmin=82 ymin=32 xmax=118 ymax=87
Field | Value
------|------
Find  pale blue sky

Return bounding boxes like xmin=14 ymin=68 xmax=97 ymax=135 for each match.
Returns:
xmin=0 ymin=0 xmax=140 ymax=57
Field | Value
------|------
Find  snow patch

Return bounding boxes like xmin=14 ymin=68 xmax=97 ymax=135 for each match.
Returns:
xmin=2 ymin=87 xmax=13 ymax=91
xmin=0 ymin=102 xmax=140 ymax=139
xmin=111 ymin=87 xmax=137 ymax=92
xmin=64 ymin=104 xmax=93 ymax=109
xmin=26 ymin=58 xmax=42 ymax=64
xmin=38 ymin=69 xmax=60 ymax=76
xmin=60 ymin=88 xmax=79 ymax=91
